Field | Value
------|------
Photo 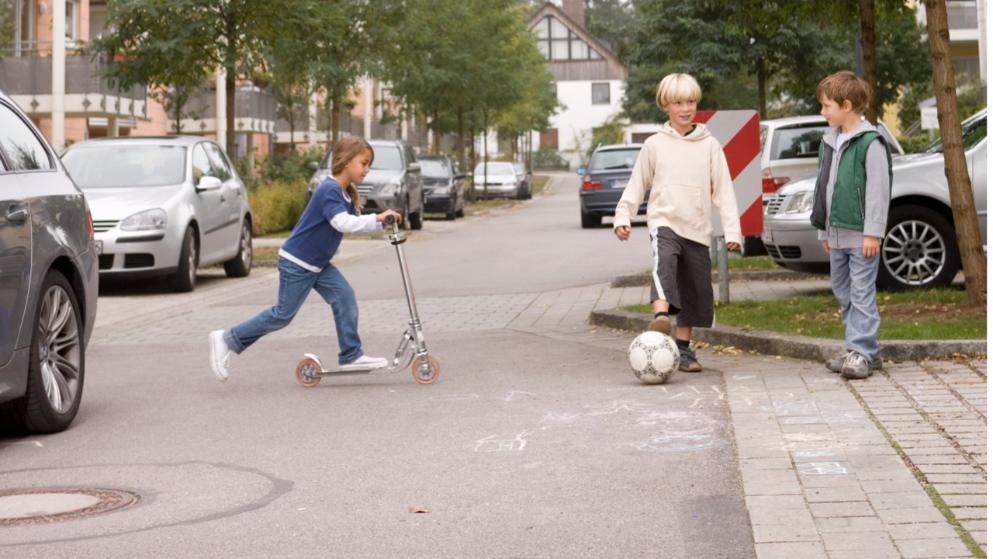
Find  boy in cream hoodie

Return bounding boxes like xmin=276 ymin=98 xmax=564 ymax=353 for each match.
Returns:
xmin=614 ymin=73 xmax=741 ymax=372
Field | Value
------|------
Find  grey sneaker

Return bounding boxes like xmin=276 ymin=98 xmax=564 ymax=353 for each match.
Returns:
xmin=826 ymin=351 xmax=850 ymax=374
xmin=209 ymin=329 xmax=231 ymax=382
xmin=678 ymin=347 xmax=702 ymax=373
xmin=828 ymin=351 xmax=882 ymax=374
xmin=841 ymin=352 xmax=873 ymax=380
xmin=648 ymin=315 xmax=671 ymax=335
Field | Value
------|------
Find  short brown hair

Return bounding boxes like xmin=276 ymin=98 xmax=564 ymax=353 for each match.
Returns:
xmin=330 ymin=136 xmax=373 ymax=212
xmin=816 ymin=71 xmax=871 ymax=114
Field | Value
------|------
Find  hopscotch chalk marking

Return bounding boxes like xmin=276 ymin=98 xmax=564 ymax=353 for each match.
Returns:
xmin=797 ymin=462 xmax=849 ymax=475
xmin=504 ymin=390 xmax=535 ymax=402
xmin=475 ymin=431 xmax=531 ymax=453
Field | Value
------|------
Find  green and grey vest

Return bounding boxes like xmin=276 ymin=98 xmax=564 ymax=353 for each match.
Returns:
xmin=810 ymin=131 xmax=892 ymax=231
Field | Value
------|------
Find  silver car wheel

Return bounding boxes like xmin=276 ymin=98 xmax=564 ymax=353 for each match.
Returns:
xmin=239 ymin=221 xmax=252 ymax=269
xmin=184 ymin=232 xmax=197 ymax=286
xmin=882 ymin=219 xmax=947 ymax=287
xmin=37 ymin=284 xmax=81 ymax=414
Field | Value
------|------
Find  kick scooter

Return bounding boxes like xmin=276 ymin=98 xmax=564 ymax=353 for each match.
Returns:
xmin=294 ymin=215 xmax=440 ymax=387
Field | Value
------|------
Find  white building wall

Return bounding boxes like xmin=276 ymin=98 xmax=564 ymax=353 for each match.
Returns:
xmin=550 ymin=79 xmax=625 ymax=168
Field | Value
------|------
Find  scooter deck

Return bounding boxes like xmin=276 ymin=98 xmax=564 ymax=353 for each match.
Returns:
xmin=295 ymin=352 xmax=440 ymax=387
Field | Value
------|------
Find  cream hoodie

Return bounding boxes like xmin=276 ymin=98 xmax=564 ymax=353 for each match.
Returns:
xmin=613 ymin=122 xmax=742 ymax=247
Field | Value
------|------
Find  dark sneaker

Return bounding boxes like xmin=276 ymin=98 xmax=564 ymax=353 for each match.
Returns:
xmin=648 ymin=315 xmax=671 ymax=335
xmin=678 ymin=347 xmax=703 ymax=373
xmin=841 ymin=352 xmax=873 ymax=380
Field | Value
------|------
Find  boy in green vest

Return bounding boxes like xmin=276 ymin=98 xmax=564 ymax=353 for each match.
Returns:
xmin=810 ymin=70 xmax=892 ymax=380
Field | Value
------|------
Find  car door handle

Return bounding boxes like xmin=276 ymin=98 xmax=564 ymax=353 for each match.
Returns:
xmin=6 ymin=205 xmax=28 ymax=224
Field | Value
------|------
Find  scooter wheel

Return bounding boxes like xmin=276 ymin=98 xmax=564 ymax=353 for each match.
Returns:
xmin=295 ymin=357 xmax=322 ymax=388
xmin=412 ymin=355 xmax=440 ymax=385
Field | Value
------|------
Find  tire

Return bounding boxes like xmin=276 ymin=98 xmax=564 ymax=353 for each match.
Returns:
xmin=445 ymin=198 xmax=457 ymax=220
xmin=224 ymin=218 xmax=253 ymax=278
xmin=409 ymin=199 xmax=423 ymax=230
xmin=6 ymin=270 xmax=85 ymax=434
xmin=170 ymin=226 xmax=198 ymax=292
xmin=581 ymin=210 xmax=601 ymax=229
xmin=401 ymin=201 xmax=411 ymax=231
xmin=877 ymin=205 xmax=960 ymax=290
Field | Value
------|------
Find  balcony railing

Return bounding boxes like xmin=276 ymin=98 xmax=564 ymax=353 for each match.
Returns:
xmin=0 ymin=51 xmax=145 ymax=103
xmin=947 ymin=1 xmax=978 ymax=31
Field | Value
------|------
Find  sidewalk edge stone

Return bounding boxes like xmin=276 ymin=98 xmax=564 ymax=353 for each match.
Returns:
xmin=588 ymin=309 xmax=987 ymax=363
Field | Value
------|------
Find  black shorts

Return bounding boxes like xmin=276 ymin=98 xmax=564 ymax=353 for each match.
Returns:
xmin=649 ymin=227 xmax=714 ymax=328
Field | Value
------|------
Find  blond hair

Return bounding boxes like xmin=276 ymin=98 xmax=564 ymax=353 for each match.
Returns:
xmin=655 ymin=73 xmax=702 ymax=110
xmin=816 ymin=71 xmax=870 ymax=114
xmin=330 ymin=136 xmax=373 ymax=212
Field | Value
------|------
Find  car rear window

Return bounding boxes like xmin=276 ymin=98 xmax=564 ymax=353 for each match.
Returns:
xmin=771 ymin=125 xmax=828 ymax=161
xmin=589 ymin=148 xmax=641 ymax=171
xmin=474 ymin=162 xmax=515 ymax=175
xmin=63 ymin=145 xmax=186 ymax=188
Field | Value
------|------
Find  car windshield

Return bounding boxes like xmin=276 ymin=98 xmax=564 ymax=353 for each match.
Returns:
xmin=474 ymin=162 xmax=515 ymax=175
xmin=62 ymin=145 xmax=186 ymax=188
xmin=419 ymin=159 xmax=450 ymax=178
xmin=924 ymin=115 xmax=987 ymax=154
xmin=771 ymin=125 xmax=827 ymax=160
xmin=589 ymin=148 xmax=641 ymax=171
xmin=371 ymin=146 xmax=403 ymax=171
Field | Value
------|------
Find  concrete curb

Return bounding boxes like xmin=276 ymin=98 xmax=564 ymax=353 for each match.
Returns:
xmin=588 ymin=309 xmax=987 ymax=363
xmin=611 ymin=270 xmax=823 ymax=287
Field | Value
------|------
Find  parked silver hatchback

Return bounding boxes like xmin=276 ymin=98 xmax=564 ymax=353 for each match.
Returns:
xmin=763 ymin=110 xmax=987 ymax=290
xmin=62 ymin=136 xmax=253 ymax=292
xmin=0 ymin=90 xmax=98 ymax=434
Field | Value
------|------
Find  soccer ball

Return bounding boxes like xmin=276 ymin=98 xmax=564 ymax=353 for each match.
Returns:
xmin=628 ymin=331 xmax=679 ymax=384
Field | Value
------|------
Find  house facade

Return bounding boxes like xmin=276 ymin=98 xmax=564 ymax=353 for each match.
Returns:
xmin=527 ymin=0 xmax=627 ymax=169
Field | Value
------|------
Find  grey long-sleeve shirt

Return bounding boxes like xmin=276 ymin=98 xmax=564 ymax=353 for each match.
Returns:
xmin=817 ymin=120 xmax=891 ymax=249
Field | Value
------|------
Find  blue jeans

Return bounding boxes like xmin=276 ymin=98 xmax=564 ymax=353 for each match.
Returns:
xmin=830 ymin=248 xmax=881 ymax=362
xmin=225 ymin=258 xmax=363 ymax=365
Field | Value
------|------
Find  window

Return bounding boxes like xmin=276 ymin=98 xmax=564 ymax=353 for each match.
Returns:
xmin=592 ymin=83 xmax=610 ymax=105
xmin=62 ymin=145 xmax=186 ymax=188
xmin=532 ymin=16 xmax=601 ymax=61
xmin=204 ymin=143 xmax=233 ymax=181
xmin=589 ymin=148 xmax=641 ymax=171
xmin=192 ymin=144 xmax=211 ymax=180
xmin=0 ymin=103 xmax=52 ymax=171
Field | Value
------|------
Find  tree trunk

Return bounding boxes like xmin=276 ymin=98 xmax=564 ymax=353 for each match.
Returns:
xmin=287 ymin=100 xmax=297 ymax=153
xmin=226 ymin=72 xmax=236 ymax=159
xmin=457 ymin=109 xmax=466 ymax=172
xmin=924 ymin=0 xmax=986 ymax=306
xmin=756 ymin=57 xmax=767 ymax=119
xmin=331 ymin=97 xmax=341 ymax=143
xmin=468 ymin=124 xmax=477 ymax=202
xmin=859 ymin=0 xmax=878 ymax=123
xmin=482 ymin=110 xmax=489 ymax=199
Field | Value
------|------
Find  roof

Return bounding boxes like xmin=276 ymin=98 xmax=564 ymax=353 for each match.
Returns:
xmin=596 ymin=143 xmax=643 ymax=151
xmin=527 ymin=2 xmax=627 ymax=81
xmin=760 ymin=115 xmax=828 ymax=128
xmin=69 ymin=135 xmax=205 ymax=146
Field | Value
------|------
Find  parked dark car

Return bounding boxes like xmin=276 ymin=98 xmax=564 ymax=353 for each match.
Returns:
xmin=308 ymin=139 xmax=424 ymax=230
xmin=419 ymin=155 xmax=465 ymax=220
xmin=514 ymin=162 xmax=533 ymax=200
xmin=0 ymin=90 xmax=98 ymax=433
xmin=578 ymin=143 xmax=647 ymax=228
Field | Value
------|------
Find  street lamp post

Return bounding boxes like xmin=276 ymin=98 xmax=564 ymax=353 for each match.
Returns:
xmin=52 ymin=0 xmax=66 ymax=152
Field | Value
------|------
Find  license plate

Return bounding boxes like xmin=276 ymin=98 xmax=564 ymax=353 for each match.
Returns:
xmin=94 ymin=240 xmax=103 ymax=255
xmin=612 ymin=179 xmax=627 ymax=189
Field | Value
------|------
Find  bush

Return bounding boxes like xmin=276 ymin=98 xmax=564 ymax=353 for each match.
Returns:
xmin=248 ymin=180 xmax=309 ymax=236
xmin=533 ymin=145 xmax=568 ymax=169
xmin=899 ymin=133 xmax=937 ymax=154
xmin=261 ymin=146 xmax=325 ymax=185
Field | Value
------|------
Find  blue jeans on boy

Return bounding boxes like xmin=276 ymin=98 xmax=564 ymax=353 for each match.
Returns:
xmin=830 ymin=248 xmax=881 ymax=363
xmin=224 ymin=257 xmax=363 ymax=365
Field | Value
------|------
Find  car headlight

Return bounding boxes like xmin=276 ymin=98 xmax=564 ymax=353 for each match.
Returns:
xmin=120 ymin=208 xmax=167 ymax=231
xmin=380 ymin=180 xmax=402 ymax=197
xmin=782 ymin=192 xmax=814 ymax=214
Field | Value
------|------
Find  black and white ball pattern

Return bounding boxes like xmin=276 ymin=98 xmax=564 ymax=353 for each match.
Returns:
xmin=628 ymin=331 xmax=679 ymax=384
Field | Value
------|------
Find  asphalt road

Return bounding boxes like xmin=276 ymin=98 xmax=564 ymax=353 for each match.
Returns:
xmin=0 ymin=173 xmax=755 ymax=558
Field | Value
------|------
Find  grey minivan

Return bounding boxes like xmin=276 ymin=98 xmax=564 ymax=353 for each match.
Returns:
xmin=0 ymin=91 xmax=98 ymax=434
xmin=308 ymin=139 xmax=424 ymax=230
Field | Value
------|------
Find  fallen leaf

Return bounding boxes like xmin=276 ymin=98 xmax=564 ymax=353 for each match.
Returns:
xmin=408 ymin=507 xmax=430 ymax=514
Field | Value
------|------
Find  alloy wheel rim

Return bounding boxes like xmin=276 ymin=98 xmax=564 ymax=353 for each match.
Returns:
xmin=241 ymin=223 xmax=252 ymax=269
xmin=37 ymin=285 xmax=81 ymax=413
xmin=882 ymin=220 xmax=946 ymax=286
xmin=187 ymin=234 xmax=197 ymax=285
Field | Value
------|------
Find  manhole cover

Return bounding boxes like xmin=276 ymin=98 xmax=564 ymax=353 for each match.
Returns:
xmin=0 ymin=488 xmax=139 ymax=526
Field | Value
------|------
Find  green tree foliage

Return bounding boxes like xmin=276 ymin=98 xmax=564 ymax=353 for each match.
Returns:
xmin=0 ymin=0 xmax=14 ymax=57
xmin=584 ymin=0 xmax=637 ymax=59
xmin=621 ymin=0 xmax=930 ymax=121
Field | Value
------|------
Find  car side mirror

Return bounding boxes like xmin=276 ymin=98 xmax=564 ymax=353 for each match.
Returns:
xmin=407 ymin=163 xmax=421 ymax=173
xmin=196 ymin=176 xmax=222 ymax=192
xmin=309 ymin=161 xmax=319 ymax=171
xmin=577 ymin=167 xmax=586 ymax=176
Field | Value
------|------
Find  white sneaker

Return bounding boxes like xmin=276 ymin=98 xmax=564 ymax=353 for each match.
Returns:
xmin=209 ymin=330 xmax=231 ymax=381
xmin=340 ymin=354 xmax=389 ymax=371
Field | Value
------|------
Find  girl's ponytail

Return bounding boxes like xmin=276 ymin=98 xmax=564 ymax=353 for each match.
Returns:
xmin=330 ymin=136 xmax=374 ymax=212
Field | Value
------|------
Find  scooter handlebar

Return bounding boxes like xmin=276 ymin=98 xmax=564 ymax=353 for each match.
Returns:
xmin=384 ymin=215 xmax=397 ymax=226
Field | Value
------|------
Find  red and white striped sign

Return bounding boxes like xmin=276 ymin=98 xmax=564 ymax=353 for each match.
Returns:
xmin=694 ymin=110 xmax=762 ymax=237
